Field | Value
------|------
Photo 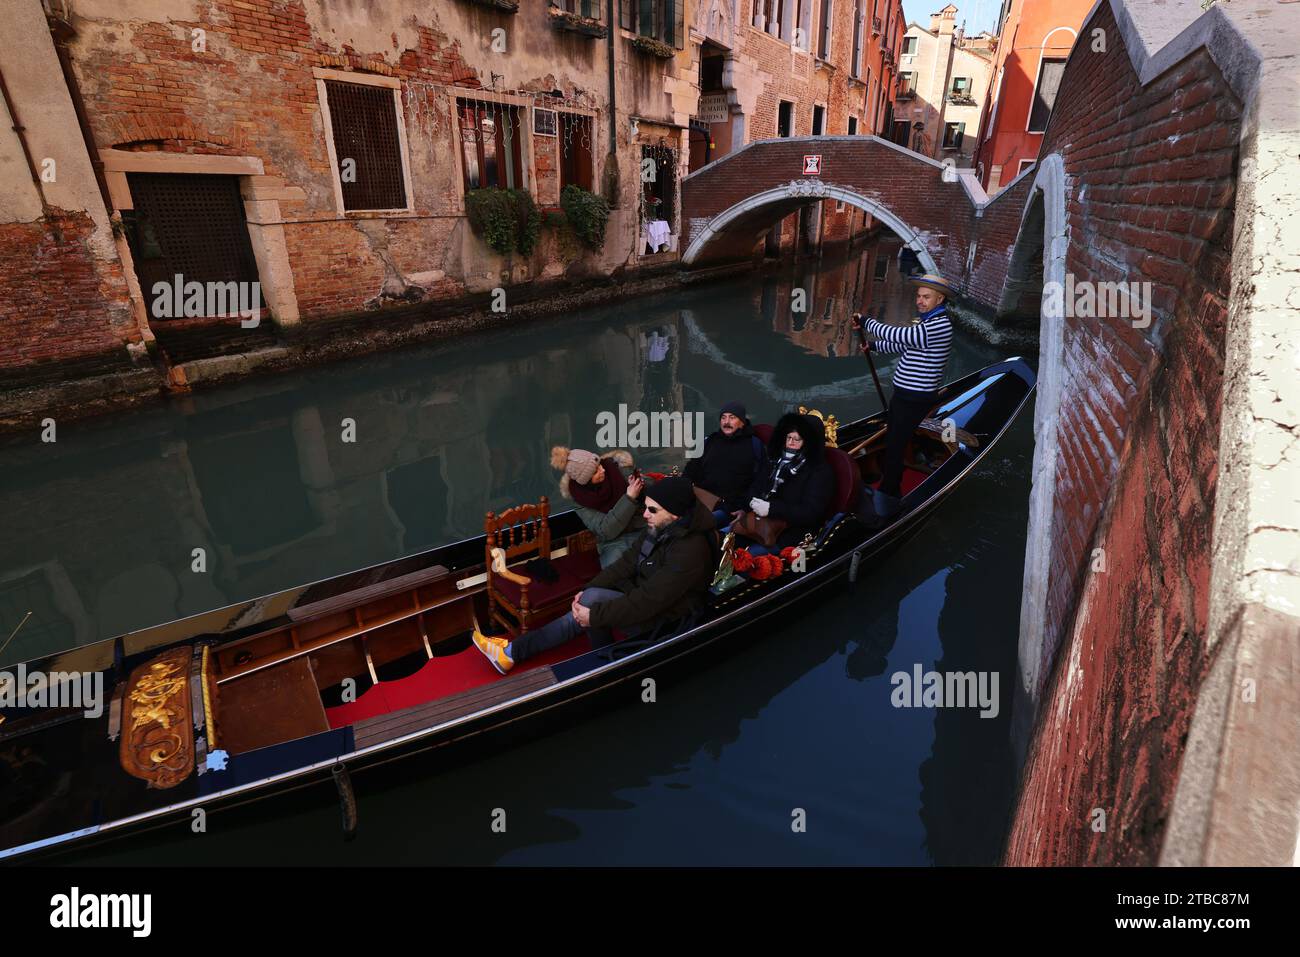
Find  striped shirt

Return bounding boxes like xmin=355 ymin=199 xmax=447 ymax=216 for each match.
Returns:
xmin=864 ymin=304 xmax=953 ymax=393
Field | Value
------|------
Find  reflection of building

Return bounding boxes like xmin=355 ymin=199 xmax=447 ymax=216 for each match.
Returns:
xmin=974 ymin=0 xmax=1091 ymax=193
xmin=897 ymin=6 xmax=994 ymax=167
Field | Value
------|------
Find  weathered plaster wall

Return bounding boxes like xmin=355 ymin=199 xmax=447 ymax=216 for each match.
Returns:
xmin=0 ymin=0 xmax=137 ymax=378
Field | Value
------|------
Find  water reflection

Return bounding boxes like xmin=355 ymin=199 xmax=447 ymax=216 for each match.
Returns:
xmin=0 ymin=245 xmax=985 ymax=663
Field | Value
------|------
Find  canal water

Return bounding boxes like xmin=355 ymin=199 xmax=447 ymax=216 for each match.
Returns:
xmin=0 ymin=245 xmax=1035 ymax=865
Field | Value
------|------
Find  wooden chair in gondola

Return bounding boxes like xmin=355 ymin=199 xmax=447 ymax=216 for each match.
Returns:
xmin=484 ymin=497 xmax=600 ymax=637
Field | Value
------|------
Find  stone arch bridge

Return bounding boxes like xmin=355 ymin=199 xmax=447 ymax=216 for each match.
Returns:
xmin=680 ymin=136 xmax=1023 ymax=303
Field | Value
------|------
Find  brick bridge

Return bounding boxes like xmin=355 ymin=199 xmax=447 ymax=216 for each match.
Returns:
xmin=680 ymin=136 xmax=1006 ymax=287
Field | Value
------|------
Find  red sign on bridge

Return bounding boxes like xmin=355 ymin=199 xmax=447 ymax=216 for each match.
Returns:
xmin=802 ymin=154 xmax=822 ymax=175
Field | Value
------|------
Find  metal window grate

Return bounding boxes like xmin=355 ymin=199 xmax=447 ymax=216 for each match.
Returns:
xmin=325 ymin=80 xmax=408 ymax=211
xmin=125 ymin=173 xmax=261 ymax=319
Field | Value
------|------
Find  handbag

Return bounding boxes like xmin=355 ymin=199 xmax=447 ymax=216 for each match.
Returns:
xmin=693 ymin=486 xmax=721 ymax=510
xmin=733 ymin=510 xmax=788 ymax=548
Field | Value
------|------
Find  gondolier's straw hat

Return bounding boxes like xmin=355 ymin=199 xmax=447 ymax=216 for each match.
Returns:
xmin=907 ymin=273 xmax=957 ymax=298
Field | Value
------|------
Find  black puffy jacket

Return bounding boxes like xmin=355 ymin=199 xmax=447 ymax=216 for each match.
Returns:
xmin=683 ymin=423 xmax=769 ymax=512
xmin=744 ymin=413 xmax=835 ymax=549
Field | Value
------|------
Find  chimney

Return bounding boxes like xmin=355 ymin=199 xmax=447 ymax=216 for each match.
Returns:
xmin=938 ymin=5 xmax=956 ymax=36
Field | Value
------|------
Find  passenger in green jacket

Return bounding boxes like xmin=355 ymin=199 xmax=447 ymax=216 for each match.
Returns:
xmin=474 ymin=475 xmax=717 ymax=673
xmin=552 ymin=446 xmax=646 ymax=567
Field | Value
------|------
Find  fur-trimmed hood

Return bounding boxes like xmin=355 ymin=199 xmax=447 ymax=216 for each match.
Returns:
xmin=767 ymin=412 xmax=827 ymax=462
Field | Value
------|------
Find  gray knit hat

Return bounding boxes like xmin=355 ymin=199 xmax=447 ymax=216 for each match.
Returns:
xmin=562 ymin=448 xmax=600 ymax=485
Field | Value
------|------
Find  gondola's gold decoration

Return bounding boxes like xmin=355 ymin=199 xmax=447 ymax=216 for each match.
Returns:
xmin=201 ymin=644 xmax=218 ymax=749
xmin=799 ymin=532 xmax=819 ymax=557
xmin=798 ymin=406 xmax=840 ymax=448
xmin=712 ymin=530 xmax=743 ymax=590
xmin=119 ymin=647 xmax=194 ymax=789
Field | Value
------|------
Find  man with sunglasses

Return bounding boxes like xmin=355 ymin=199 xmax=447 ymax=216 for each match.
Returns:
xmin=474 ymin=475 xmax=717 ymax=673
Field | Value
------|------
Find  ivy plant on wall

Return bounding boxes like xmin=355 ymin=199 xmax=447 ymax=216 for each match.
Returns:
xmin=465 ymin=188 xmax=541 ymax=257
xmin=560 ymin=184 xmax=611 ymax=250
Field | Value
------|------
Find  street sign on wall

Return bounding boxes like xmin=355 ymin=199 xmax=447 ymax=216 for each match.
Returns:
xmin=802 ymin=154 xmax=822 ymax=175
xmin=697 ymin=93 xmax=729 ymax=124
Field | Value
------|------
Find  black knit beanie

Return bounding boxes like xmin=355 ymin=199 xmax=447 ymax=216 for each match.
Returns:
xmin=720 ymin=400 xmax=748 ymax=422
xmin=647 ymin=475 xmax=696 ymax=518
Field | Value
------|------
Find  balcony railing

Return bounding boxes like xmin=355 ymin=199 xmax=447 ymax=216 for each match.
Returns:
xmin=881 ymin=48 xmax=894 ymax=66
xmin=872 ymin=17 xmax=882 ymax=35
xmin=549 ymin=2 xmax=606 ymax=37
xmin=947 ymin=92 xmax=976 ymax=106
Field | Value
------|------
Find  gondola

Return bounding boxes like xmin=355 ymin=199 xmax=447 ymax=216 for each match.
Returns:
xmin=0 ymin=356 xmax=1035 ymax=862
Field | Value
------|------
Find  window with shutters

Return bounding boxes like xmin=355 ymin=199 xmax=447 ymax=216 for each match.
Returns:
xmin=817 ymin=0 xmax=833 ymax=57
xmin=942 ymin=121 xmax=966 ymax=151
xmin=621 ymin=0 xmax=686 ymax=48
xmin=851 ymin=0 xmax=864 ymax=79
xmin=322 ymin=79 xmax=410 ymax=212
xmin=457 ymin=98 xmax=525 ymax=193
xmin=559 ymin=113 xmax=594 ymax=192
xmin=1027 ymin=57 xmax=1067 ymax=133
xmin=557 ymin=0 xmax=602 ymax=18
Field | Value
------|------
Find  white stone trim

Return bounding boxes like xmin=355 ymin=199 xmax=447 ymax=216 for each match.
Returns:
xmin=681 ymin=180 xmax=941 ymax=273
xmin=315 ymin=75 xmax=417 ymax=215
xmin=98 ymin=149 xmax=300 ymax=330
xmin=1014 ymin=151 xmax=1069 ymax=709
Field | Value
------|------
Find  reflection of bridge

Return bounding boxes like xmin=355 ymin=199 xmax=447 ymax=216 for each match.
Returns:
xmin=681 ymin=136 xmax=1004 ymax=288
xmin=679 ymin=310 xmax=882 ymax=404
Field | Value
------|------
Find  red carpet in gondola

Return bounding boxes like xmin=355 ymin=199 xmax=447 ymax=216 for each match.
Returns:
xmin=325 ymin=631 xmax=619 ymax=728
xmin=869 ymin=467 xmax=928 ymax=496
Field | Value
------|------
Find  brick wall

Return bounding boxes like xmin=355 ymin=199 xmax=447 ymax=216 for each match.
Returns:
xmin=0 ymin=210 xmax=135 ymax=383
xmin=1004 ymin=1 xmax=1238 ymax=864
xmin=62 ymin=1 xmax=621 ymax=325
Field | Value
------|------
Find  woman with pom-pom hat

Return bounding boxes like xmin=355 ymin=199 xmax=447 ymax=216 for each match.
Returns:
xmin=551 ymin=445 xmax=646 ymax=567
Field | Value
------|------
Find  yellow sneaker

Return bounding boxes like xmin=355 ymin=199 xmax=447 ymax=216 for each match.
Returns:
xmin=472 ymin=629 xmax=514 ymax=675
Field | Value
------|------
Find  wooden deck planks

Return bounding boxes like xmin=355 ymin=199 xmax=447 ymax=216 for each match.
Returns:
xmin=351 ymin=667 xmax=557 ymax=749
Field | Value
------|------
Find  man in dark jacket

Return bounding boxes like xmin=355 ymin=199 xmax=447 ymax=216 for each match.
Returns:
xmin=474 ymin=475 xmax=717 ymax=673
xmin=684 ymin=400 xmax=768 ymax=524
xmin=732 ymin=411 xmax=835 ymax=552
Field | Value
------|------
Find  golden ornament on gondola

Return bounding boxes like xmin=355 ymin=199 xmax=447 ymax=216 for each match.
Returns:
xmin=119 ymin=647 xmax=194 ymax=789
xmin=797 ymin=406 xmax=839 ymax=448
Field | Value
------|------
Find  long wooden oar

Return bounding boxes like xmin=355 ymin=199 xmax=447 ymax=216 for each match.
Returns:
xmin=851 ymin=312 xmax=889 ymax=413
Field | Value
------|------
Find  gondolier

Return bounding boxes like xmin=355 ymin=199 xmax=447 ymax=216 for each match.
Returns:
xmin=854 ymin=272 xmax=955 ymax=522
